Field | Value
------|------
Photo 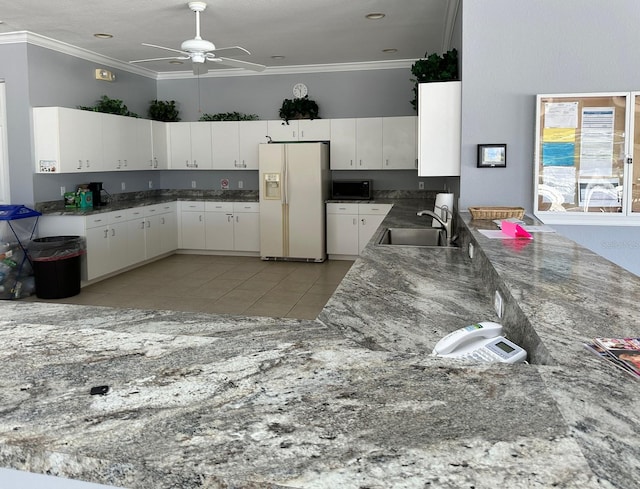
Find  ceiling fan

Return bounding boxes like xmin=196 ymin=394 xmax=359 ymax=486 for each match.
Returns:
xmin=129 ymin=1 xmax=265 ymax=74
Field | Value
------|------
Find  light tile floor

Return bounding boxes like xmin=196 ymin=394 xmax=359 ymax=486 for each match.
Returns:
xmin=27 ymin=254 xmax=354 ymax=320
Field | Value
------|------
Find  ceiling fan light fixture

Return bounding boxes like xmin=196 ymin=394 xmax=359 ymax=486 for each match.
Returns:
xmin=169 ymin=60 xmax=184 ymax=64
xmin=93 ymin=33 xmax=113 ymax=39
xmin=271 ymin=55 xmax=285 ymax=60
xmin=382 ymin=48 xmax=397 ymax=54
xmin=365 ymin=13 xmax=385 ymax=20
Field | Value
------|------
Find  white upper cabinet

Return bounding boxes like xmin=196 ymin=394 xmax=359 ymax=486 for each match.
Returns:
xmin=102 ymin=114 xmax=152 ymax=171
xmin=382 ymin=116 xmax=417 ymax=170
xmin=168 ymin=121 xmax=213 ymax=169
xmin=34 ymin=107 xmax=104 ymax=173
xmin=267 ymin=119 xmax=330 ymax=141
xmin=418 ymin=81 xmax=461 ymax=176
xmin=212 ymin=120 xmax=268 ymax=170
xmin=151 ymin=120 xmax=169 ymax=169
xmin=330 ymin=118 xmax=383 ymax=170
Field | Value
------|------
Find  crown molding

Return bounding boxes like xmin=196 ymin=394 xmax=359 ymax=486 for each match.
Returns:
xmin=157 ymin=59 xmax=416 ymax=80
xmin=0 ymin=31 xmax=158 ymax=79
xmin=0 ymin=31 xmax=415 ymax=81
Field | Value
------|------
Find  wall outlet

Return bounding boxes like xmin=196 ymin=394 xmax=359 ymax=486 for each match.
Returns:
xmin=494 ymin=290 xmax=503 ymax=318
xmin=191 ymin=180 xmax=196 ymax=189
xmin=238 ymin=180 xmax=244 ymax=189
xmin=60 ymin=186 xmax=66 ymax=196
xmin=148 ymin=180 xmax=153 ymax=189
xmin=418 ymin=181 xmax=424 ymax=190
xmin=121 ymin=182 xmax=126 ymax=191
xmin=468 ymin=242 xmax=474 ymax=259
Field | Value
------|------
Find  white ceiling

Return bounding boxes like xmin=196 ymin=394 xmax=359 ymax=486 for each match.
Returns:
xmin=0 ymin=0 xmax=458 ymax=75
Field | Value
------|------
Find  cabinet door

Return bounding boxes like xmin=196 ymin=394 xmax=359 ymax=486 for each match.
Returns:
xmin=383 ymin=117 xmax=417 ymax=169
xmin=358 ymin=214 xmax=386 ymax=253
xmin=326 ymin=213 xmax=359 ymax=255
xmin=126 ymin=210 xmax=147 ymax=265
xmin=168 ymin=122 xmax=193 ymax=168
xmin=298 ymin=119 xmax=330 ymax=141
xmin=85 ymin=225 xmax=110 ymax=280
xmin=190 ymin=122 xmax=213 ymax=169
xmin=145 ymin=214 xmax=163 ymax=259
xmin=180 ymin=211 xmax=206 ymax=249
xmin=418 ymin=81 xmax=461 ymax=176
xmin=151 ymin=121 xmax=169 ymax=169
xmin=238 ymin=121 xmax=268 ymax=169
xmin=102 ymin=113 xmax=127 ymax=171
xmin=205 ymin=212 xmax=234 ymax=250
xmin=234 ymin=212 xmax=260 ymax=251
xmin=356 ymin=118 xmax=383 ymax=169
xmin=212 ymin=121 xmax=240 ymax=169
xmin=330 ymin=118 xmax=357 ymax=169
xmin=59 ymin=108 xmax=103 ymax=172
xmin=159 ymin=210 xmax=178 ymax=254
xmin=267 ymin=120 xmax=298 ymax=141
xmin=132 ymin=118 xmax=153 ymax=170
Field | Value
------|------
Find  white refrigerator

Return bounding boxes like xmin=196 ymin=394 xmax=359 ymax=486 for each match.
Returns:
xmin=259 ymin=142 xmax=330 ymax=261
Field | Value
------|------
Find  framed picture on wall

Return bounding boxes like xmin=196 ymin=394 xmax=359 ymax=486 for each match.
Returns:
xmin=477 ymin=144 xmax=507 ymax=168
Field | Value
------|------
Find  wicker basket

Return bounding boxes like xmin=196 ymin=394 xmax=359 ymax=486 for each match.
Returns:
xmin=468 ymin=206 xmax=525 ymax=220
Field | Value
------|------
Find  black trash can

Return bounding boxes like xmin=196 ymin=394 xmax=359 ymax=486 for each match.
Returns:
xmin=28 ymin=236 xmax=86 ymax=299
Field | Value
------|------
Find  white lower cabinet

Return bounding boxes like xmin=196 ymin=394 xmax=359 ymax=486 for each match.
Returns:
xmin=145 ymin=202 xmax=177 ymax=258
xmin=38 ymin=203 xmax=178 ymax=282
xmin=327 ymin=203 xmax=392 ymax=256
xmin=180 ymin=201 xmax=260 ymax=252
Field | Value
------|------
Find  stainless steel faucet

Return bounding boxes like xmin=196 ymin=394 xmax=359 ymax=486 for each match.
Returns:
xmin=417 ymin=205 xmax=453 ymax=243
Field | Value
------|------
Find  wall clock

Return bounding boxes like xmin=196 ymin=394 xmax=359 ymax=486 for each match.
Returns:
xmin=293 ymin=83 xmax=308 ymax=99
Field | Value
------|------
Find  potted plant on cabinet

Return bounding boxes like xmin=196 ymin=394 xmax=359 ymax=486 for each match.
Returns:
xmin=77 ymin=95 xmax=140 ymax=117
xmin=148 ymin=100 xmax=181 ymax=122
xmin=279 ymin=96 xmax=319 ymax=125
xmin=410 ymin=48 xmax=459 ymax=111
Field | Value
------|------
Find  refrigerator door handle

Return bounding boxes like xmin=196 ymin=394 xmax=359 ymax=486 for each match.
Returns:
xmin=282 ymin=154 xmax=288 ymax=205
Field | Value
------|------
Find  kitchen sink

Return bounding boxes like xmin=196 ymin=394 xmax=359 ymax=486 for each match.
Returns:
xmin=377 ymin=227 xmax=455 ymax=247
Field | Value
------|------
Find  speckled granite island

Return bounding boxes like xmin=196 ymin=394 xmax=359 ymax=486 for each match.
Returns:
xmin=0 ymin=198 xmax=638 ymax=488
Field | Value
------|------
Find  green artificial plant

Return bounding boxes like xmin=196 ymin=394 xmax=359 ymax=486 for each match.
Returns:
xmin=410 ymin=48 xmax=459 ymax=111
xmin=148 ymin=100 xmax=181 ymax=122
xmin=279 ymin=96 xmax=319 ymax=125
xmin=78 ymin=95 xmax=139 ymax=117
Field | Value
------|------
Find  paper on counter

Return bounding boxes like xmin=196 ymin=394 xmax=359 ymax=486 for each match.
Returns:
xmin=501 ymin=220 xmax=532 ymax=239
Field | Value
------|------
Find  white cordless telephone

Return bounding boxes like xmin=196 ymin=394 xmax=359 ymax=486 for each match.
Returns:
xmin=432 ymin=321 xmax=527 ymax=364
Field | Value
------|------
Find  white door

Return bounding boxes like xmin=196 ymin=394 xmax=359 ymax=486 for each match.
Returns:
xmin=181 ymin=211 xmax=206 ymax=249
xmin=168 ymin=122 xmax=192 ymax=168
xmin=298 ymin=119 xmax=330 ymax=141
xmin=205 ymin=211 xmax=234 ymax=250
xmin=267 ymin=120 xmax=298 ymax=141
xmin=151 ymin=121 xmax=168 ymax=169
xmin=190 ymin=122 xmax=213 ymax=169
xmin=286 ymin=143 xmax=325 ymax=260
xmin=326 ymin=213 xmax=358 ymax=255
xmin=234 ymin=212 xmax=260 ymax=251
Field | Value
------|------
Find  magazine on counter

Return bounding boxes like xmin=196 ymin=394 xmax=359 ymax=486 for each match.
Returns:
xmin=584 ymin=337 xmax=640 ymax=379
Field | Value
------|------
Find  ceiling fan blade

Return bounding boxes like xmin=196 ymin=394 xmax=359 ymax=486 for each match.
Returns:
xmin=141 ymin=42 xmax=188 ymax=56
xmin=215 ymin=57 xmax=266 ymax=72
xmin=129 ymin=56 xmax=188 ymax=64
xmin=210 ymin=46 xmax=251 ymax=57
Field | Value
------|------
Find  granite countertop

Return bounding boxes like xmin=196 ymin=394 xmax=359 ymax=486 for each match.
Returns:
xmin=0 ymin=199 xmax=638 ymax=488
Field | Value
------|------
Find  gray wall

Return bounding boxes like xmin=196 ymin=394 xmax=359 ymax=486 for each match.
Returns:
xmin=157 ymin=68 xmax=417 ymax=122
xmin=459 ymin=0 xmax=640 ymax=275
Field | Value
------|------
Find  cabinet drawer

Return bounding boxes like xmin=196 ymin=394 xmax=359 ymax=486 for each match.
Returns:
xmin=205 ymin=202 xmax=233 ymax=213
xmin=180 ymin=201 xmax=205 ymax=211
xmin=327 ymin=203 xmax=358 ymax=215
xmin=85 ymin=214 xmax=110 ymax=229
xmin=358 ymin=203 xmax=392 ymax=215
xmin=143 ymin=203 xmax=162 ymax=216
xmin=233 ymin=202 xmax=259 ymax=213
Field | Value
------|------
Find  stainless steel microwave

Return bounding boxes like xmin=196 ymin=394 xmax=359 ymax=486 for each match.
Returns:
xmin=331 ymin=180 xmax=372 ymax=200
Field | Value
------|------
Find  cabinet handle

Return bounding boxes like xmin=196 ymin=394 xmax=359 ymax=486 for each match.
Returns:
xmin=352 ymin=218 xmax=357 ymax=225
xmin=86 ymin=160 xmax=90 ymax=168
xmin=154 ymin=157 xmax=158 ymax=168
xmin=161 ymin=217 xmax=165 ymax=225
xmin=361 ymin=218 xmax=366 ymax=225
xmin=236 ymin=216 xmax=239 ymax=223
xmin=194 ymin=160 xmax=198 ymax=168
xmin=124 ymin=159 xmax=128 ymax=168
xmin=111 ymin=228 xmax=116 ymax=237
xmin=199 ymin=215 xmax=202 ymax=222
xmin=350 ymin=160 xmax=354 ymax=167
xmin=103 ymin=229 xmax=108 ymax=238
xmin=385 ymin=159 xmax=389 ymax=166
xmin=77 ymin=159 xmax=82 ymax=169
xmin=301 ymin=131 xmax=304 ymax=138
